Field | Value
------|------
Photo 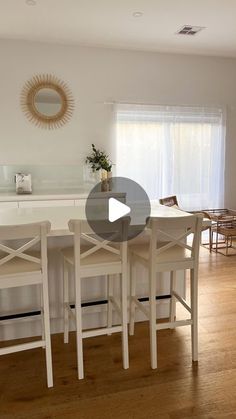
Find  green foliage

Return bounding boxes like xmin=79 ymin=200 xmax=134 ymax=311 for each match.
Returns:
xmin=85 ymin=144 xmax=112 ymax=172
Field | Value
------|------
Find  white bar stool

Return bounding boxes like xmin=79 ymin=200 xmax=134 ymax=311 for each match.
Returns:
xmin=0 ymin=221 xmax=53 ymax=388
xmin=61 ymin=219 xmax=129 ymax=379
xmin=129 ymin=214 xmax=202 ymax=369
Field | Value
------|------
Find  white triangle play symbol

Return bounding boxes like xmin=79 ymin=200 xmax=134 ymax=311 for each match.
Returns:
xmin=108 ymin=198 xmax=131 ymax=222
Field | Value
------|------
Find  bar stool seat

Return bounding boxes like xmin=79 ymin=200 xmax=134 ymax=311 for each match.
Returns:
xmin=62 ymin=246 xmax=121 ymax=267
xmin=0 ymin=251 xmax=41 ymax=277
xmin=129 ymin=243 xmax=193 ymax=267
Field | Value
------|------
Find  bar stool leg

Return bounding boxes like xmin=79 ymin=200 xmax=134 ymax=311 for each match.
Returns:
xmin=42 ymin=276 xmax=53 ymax=388
xmin=149 ymin=268 xmax=157 ymax=369
xmin=74 ymin=274 xmax=84 ymax=380
xmin=107 ymin=274 xmax=113 ymax=335
xmin=129 ymin=257 xmax=136 ymax=336
xmin=190 ymin=268 xmax=198 ymax=362
xmin=40 ymin=285 xmax=45 ymax=344
xmin=169 ymin=271 xmax=176 ymax=328
xmin=63 ymin=261 xmax=69 ymax=344
xmin=121 ymin=268 xmax=129 ymax=370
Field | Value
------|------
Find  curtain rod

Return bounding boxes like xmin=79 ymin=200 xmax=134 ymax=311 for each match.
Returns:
xmin=102 ymin=100 xmax=223 ymax=109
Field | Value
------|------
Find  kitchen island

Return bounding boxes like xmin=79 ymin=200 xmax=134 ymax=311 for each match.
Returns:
xmin=0 ymin=201 xmax=189 ymax=341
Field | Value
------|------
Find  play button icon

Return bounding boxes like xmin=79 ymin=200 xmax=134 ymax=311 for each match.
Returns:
xmin=85 ymin=176 xmax=151 ymax=242
xmin=108 ymin=198 xmax=131 ymax=222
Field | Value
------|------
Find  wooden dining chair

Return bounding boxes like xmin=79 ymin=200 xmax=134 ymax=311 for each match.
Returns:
xmin=159 ymin=196 xmax=179 ymax=207
xmin=61 ymin=218 xmax=129 ymax=379
xmin=159 ymin=196 xmax=212 ymax=251
xmin=129 ymin=214 xmax=202 ymax=370
xmin=0 ymin=221 xmax=53 ymax=388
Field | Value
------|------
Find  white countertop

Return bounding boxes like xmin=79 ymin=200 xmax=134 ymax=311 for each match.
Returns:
xmin=0 ymin=201 xmax=192 ymax=236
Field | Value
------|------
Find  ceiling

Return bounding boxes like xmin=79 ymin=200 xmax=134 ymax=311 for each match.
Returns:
xmin=1 ymin=0 xmax=236 ymax=58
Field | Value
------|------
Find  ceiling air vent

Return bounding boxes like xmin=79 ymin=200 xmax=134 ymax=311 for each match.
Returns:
xmin=176 ymin=25 xmax=205 ymax=36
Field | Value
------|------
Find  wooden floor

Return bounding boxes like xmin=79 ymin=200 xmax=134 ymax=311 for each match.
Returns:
xmin=1 ymin=247 xmax=236 ymax=419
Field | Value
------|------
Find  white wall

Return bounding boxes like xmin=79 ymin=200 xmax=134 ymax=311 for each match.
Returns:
xmin=1 ymin=39 xmax=236 ymax=206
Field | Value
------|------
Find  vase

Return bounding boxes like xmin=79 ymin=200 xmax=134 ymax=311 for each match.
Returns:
xmin=100 ymin=169 xmax=109 ymax=192
xmin=107 ymin=171 xmax=112 ymax=191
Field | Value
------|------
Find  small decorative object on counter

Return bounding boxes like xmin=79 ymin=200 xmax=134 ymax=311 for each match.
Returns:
xmin=15 ymin=173 xmax=32 ymax=194
xmin=85 ymin=144 xmax=113 ymax=191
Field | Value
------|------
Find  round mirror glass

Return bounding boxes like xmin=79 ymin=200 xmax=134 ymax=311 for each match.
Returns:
xmin=34 ymin=88 xmax=62 ymax=117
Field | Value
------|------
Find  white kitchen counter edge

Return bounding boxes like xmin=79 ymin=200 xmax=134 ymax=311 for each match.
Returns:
xmin=0 ymin=191 xmax=124 ymax=202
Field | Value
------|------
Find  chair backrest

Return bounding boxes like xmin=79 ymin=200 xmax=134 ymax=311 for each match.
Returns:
xmin=159 ymin=195 xmax=179 ymax=207
xmin=147 ymin=214 xmax=203 ymax=265
xmin=68 ymin=218 xmax=129 ymax=269
xmin=0 ymin=221 xmax=51 ymax=273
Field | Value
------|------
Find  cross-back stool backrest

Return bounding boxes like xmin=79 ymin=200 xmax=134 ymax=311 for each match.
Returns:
xmin=68 ymin=218 xmax=130 ymax=270
xmin=0 ymin=221 xmax=51 ymax=274
xmin=147 ymin=214 xmax=203 ymax=266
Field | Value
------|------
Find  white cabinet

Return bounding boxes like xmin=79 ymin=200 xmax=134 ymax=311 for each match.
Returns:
xmin=0 ymin=192 xmax=126 ymax=210
xmin=19 ymin=200 xmax=75 ymax=208
xmin=74 ymin=199 xmax=87 ymax=206
xmin=0 ymin=201 xmax=18 ymax=209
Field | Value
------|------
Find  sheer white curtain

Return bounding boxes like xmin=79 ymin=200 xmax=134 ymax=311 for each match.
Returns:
xmin=115 ymin=104 xmax=225 ymax=210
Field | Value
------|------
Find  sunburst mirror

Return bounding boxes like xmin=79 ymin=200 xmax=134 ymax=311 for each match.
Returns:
xmin=21 ymin=74 xmax=74 ymax=129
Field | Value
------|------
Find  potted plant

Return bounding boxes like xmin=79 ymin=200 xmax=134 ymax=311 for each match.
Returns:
xmin=85 ymin=144 xmax=113 ymax=191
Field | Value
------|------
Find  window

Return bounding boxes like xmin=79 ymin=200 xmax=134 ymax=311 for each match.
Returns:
xmin=115 ymin=104 xmax=225 ymax=210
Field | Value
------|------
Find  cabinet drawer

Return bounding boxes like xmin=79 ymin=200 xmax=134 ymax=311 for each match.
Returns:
xmin=19 ymin=200 xmax=75 ymax=208
xmin=0 ymin=201 xmax=18 ymax=209
xmin=74 ymin=199 xmax=87 ymax=206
